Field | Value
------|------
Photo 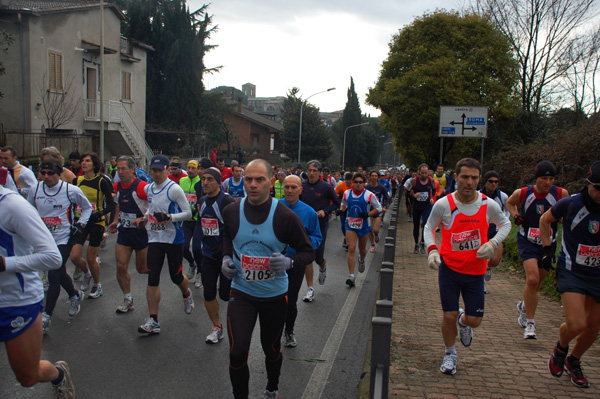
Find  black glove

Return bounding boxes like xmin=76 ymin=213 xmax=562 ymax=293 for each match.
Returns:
xmin=70 ymin=223 xmax=85 ymax=241
xmin=153 ymin=212 xmax=170 ymax=222
xmin=0 ymin=255 xmax=5 ymax=272
xmin=513 ymin=214 xmax=526 ymax=226
xmin=88 ymin=212 xmax=104 ymax=224
xmin=541 ymin=246 xmax=554 ymax=271
xmin=191 ymin=206 xmax=198 ymax=218
xmin=358 ymin=212 xmax=369 ymax=219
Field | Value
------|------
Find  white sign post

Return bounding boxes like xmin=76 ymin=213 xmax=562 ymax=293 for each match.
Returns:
xmin=438 ymin=106 xmax=489 ymax=167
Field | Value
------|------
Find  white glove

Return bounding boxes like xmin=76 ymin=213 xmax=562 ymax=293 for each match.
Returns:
xmin=268 ymin=252 xmax=292 ymax=274
xmin=221 ymin=255 xmax=237 ymax=280
xmin=476 ymin=241 xmax=498 ymax=260
xmin=428 ymin=249 xmax=441 ymax=270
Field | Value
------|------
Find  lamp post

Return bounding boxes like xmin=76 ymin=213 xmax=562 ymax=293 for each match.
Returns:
xmin=298 ymin=87 xmax=336 ymax=164
xmin=342 ymin=122 xmax=369 ymax=170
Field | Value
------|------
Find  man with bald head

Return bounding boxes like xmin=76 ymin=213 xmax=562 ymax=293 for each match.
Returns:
xmin=278 ymin=175 xmax=322 ymax=347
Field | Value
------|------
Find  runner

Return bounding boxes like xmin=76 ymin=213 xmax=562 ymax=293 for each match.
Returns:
xmin=216 ymin=158 xmax=232 ymax=182
xmin=405 ymin=164 xmax=435 ymax=254
xmin=366 ymin=170 xmax=389 ymax=253
xmin=300 ymin=160 xmax=340 ymax=301
xmin=271 ymin=170 xmax=285 ymax=200
xmin=68 ymin=151 xmax=83 ymax=177
xmin=39 ymin=146 xmax=76 ymax=184
xmin=279 ymin=175 xmax=322 ymax=347
xmin=335 ymin=172 xmax=354 ymax=250
xmin=339 ymin=172 xmax=382 ymax=287
xmin=178 ymin=160 xmax=201 ymax=283
xmin=137 ymin=154 xmax=194 ymax=334
xmin=28 ymin=158 xmax=91 ymax=333
xmin=192 ymin=167 xmax=235 ymax=343
xmin=220 ymin=159 xmax=314 ymax=399
xmin=0 ymin=183 xmax=76 ymax=398
xmin=424 ymin=158 xmax=511 ymax=375
xmin=168 ymin=156 xmax=188 ymax=184
xmin=321 ymin=167 xmax=336 ymax=189
xmin=544 ymin=161 xmax=600 ymax=388
xmin=433 ymin=164 xmax=451 ymax=199
xmin=106 ymin=156 xmax=149 ymax=313
xmin=223 ymin=164 xmax=246 ymax=201
xmin=507 ymin=160 xmax=569 ymax=339
xmin=0 ymin=145 xmax=37 ymax=198
xmin=69 ymin=152 xmax=115 ymax=299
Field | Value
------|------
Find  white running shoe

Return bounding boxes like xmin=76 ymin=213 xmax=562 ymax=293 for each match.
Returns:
xmin=303 ymin=287 xmax=314 ymax=302
xmin=186 ymin=263 xmax=196 ymax=280
xmin=42 ymin=312 xmax=51 ymax=334
xmin=80 ymin=273 xmax=92 ymax=291
xmin=440 ymin=353 xmax=457 ymax=375
xmin=484 ymin=266 xmax=492 ymax=281
xmin=284 ymin=331 xmax=297 ymax=347
xmin=369 ymin=245 xmax=376 ymax=253
xmin=318 ymin=267 xmax=327 ymax=285
xmin=516 ymin=301 xmax=527 ymax=328
xmin=53 ymin=361 xmax=75 ymax=399
xmin=138 ymin=317 xmax=160 ymax=334
xmin=206 ymin=325 xmax=224 ymax=344
xmin=116 ymin=298 xmax=134 ymax=313
xmin=72 ymin=268 xmax=82 ymax=281
xmin=88 ymin=285 xmax=103 ymax=299
xmin=183 ymin=289 xmax=194 ymax=314
xmin=358 ymin=257 xmax=365 ymax=273
xmin=194 ymin=275 xmax=203 ymax=289
xmin=523 ymin=322 xmax=537 ymax=339
xmin=458 ymin=308 xmax=473 ymax=347
xmin=68 ymin=290 xmax=84 ymax=317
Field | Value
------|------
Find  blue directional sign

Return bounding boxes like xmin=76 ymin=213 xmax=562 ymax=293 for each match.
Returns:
xmin=439 ymin=106 xmax=488 ymax=138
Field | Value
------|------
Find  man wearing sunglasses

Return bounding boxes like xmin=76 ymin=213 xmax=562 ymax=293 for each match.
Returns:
xmin=507 ymin=161 xmax=569 ymax=339
xmin=168 ymin=156 xmax=188 ymax=184
xmin=479 ymin=171 xmax=510 ymax=293
xmin=543 ymin=161 xmax=600 ymax=388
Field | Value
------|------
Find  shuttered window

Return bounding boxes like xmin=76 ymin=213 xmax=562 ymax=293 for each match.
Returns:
xmin=121 ymin=70 xmax=132 ymax=101
xmin=49 ymin=51 xmax=63 ymax=91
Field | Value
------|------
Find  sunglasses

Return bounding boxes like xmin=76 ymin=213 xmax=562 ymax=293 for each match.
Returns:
xmin=487 ymin=180 xmax=499 ymax=184
xmin=40 ymin=170 xmax=57 ymax=176
xmin=353 ymin=180 xmax=365 ymax=184
xmin=587 ymin=179 xmax=600 ymax=191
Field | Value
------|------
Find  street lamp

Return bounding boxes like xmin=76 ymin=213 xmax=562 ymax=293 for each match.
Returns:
xmin=342 ymin=122 xmax=369 ymax=170
xmin=298 ymin=87 xmax=336 ymax=163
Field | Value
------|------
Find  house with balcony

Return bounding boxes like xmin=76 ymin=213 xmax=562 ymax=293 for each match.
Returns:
xmin=0 ymin=0 xmax=153 ymax=167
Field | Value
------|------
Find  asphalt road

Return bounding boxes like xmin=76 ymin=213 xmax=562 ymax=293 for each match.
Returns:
xmin=0 ymin=210 xmax=389 ymax=399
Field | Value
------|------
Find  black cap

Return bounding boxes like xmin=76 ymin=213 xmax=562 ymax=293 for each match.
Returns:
xmin=68 ymin=151 xmax=81 ymax=160
xmin=150 ymin=154 xmax=170 ymax=170
xmin=484 ymin=170 xmax=500 ymax=180
xmin=534 ymin=161 xmax=556 ymax=178
xmin=588 ymin=161 xmax=600 ymax=184
xmin=40 ymin=158 xmax=63 ymax=174
xmin=199 ymin=158 xmax=214 ymax=170
xmin=296 ymin=163 xmax=303 ymax=169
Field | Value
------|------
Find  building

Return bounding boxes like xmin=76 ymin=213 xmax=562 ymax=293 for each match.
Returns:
xmin=0 ymin=0 xmax=153 ymax=167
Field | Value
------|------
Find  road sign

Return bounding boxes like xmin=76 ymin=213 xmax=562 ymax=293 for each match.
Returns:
xmin=439 ymin=106 xmax=488 ymax=138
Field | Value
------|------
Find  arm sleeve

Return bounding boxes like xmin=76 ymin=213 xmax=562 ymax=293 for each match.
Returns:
xmin=170 ymin=185 xmax=192 ymax=222
xmin=307 ymin=210 xmax=323 ymax=250
xmin=423 ymin=197 xmax=449 ymax=252
xmin=3 ymin=195 xmax=62 ymax=272
xmin=136 ymin=180 xmax=148 ymax=200
xmin=487 ymin=200 xmax=512 ymax=246
xmin=273 ymin=204 xmax=315 ymax=267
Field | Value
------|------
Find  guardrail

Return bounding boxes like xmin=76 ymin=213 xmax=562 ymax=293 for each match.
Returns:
xmin=370 ymin=190 xmax=399 ymax=399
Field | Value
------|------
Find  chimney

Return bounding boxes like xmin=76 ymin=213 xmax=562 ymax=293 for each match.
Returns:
xmin=237 ymin=98 xmax=242 ymax=113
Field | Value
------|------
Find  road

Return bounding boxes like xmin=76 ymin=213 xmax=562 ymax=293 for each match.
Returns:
xmin=1 ymin=210 xmax=390 ymax=398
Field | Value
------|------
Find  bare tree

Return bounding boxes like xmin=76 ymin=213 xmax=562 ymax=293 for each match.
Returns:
xmin=38 ymin=73 xmax=80 ymax=130
xmin=472 ymin=0 xmax=598 ymax=113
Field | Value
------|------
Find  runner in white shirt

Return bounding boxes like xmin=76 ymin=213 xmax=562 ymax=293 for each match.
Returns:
xmin=0 ymin=185 xmax=75 ymax=398
xmin=137 ymin=154 xmax=194 ymax=334
xmin=0 ymin=145 xmax=38 ymax=198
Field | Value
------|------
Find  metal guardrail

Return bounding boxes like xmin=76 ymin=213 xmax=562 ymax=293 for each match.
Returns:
xmin=370 ymin=193 xmax=399 ymax=399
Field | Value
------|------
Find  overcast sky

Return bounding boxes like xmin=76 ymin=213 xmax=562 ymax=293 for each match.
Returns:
xmin=190 ymin=0 xmax=463 ymax=115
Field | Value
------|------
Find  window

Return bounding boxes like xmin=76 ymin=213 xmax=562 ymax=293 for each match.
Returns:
xmin=49 ymin=51 xmax=63 ymax=91
xmin=121 ymin=71 xmax=132 ymax=101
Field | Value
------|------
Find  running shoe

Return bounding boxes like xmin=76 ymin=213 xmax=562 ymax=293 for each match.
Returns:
xmin=263 ymin=390 xmax=279 ymax=399
xmin=342 ymin=238 xmax=348 ymax=250
xmin=483 ymin=282 xmax=488 ymax=294
xmin=408 ymin=216 xmax=413 ymax=222
xmin=440 ymin=353 xmax=457 ymax=375
xmin=100 ymin=232 xmax=108 ymax=249
xmin=206 ymin=325 xmax=224 ymax=344
xmin=72 ymin=268 xmax=82 ymax=281
xmin=484 ymin=266 xmax=492 ymax=281
xmin=88 ymin=285 xmax=103 ymax=299
xmin=194 ymin=275 xmax=203 ymax=289
xmin=458 ymin=308 xmax=473 ymax=347
xmin=80 ymin=273 xmax=92 ymax=291
xmin=370 ymin=245 xmax=376 ymax=253
xmin=523 ymin=322 xmax=537 ymax=339
xmin=68 ymin=290 xmax=84 ymax=317
xmin=565 ymin=356 xmax=589 ymax=388
xmin=548 ymin=341 xmax=567 ymax=378
xmin=116 ymin=298 xmax=134 ymax=313
xmin=303 ymin=287 xmax=314 ymax=302
xmin=358 ymin=257 xmax=365 ymax=273
xmin=346 ymin=275 xmax=356 ymax=288
xmin=374 ymin=234 xmax=380 ymax=244
xmin=419 ymin=241 xmax=425 ymax=254
xmin=96 ymin=256 xmax=101 ymax=264
xmin=42 ymin=312 xmax=51 ymax=334
xmin=516 ymin=301 xmax=527 ymax=328
xmin=138 ymin=317 xmax=160 ymax=334
xmin=186 ymin=263 xmax=196 ymax=280
xmin=53 ymin=361 xmax=75 ymax=399
xmin=183 ymin=288 xmax=195 ymax=314
xmin=284 ymin=331 xmax=297 ymax=347
xmin=318 ymin=267 xmax=327 ymax=285
xmin=414 ymin=244 xmax=419 ymax=254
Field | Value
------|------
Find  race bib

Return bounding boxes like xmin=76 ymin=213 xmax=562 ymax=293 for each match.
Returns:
xmin=185 ymin=194 xmax=197 ymax=207
xmin=119 ymin=211 xmax=137 ymax=229
xmin=201 ymin=218 xmax=219 ymax=236
xmin=576 ymin=244 xmax=600 ymax=267
xmin=241 ymin=255 xmax=274 ymax=282
xmin=148 ymin=214 xmax=167 ymax=231
xmin=451 ymin=229 xmax=481 ymax=251
xmin=41 ymin=216 xmax=63 ymax=232
xmin=527 ymin=227 xmax=553 ymax=245
xmin=417 ymin=192 xmax=429 ymax=202
xmin=348 ymin=217 xmax=363 ymax=229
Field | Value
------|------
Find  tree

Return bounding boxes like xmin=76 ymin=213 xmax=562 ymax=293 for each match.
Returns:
xmin=0 ymin=29 xmax=15 ymax=101
xmin=282 ymin=88 xmax=333 ymax=162
xmin=367 ymin=11 xmax=519 ymax=168
xmin=472 ymin=0 xmax=598 ymax=114
xmin=37 ymin=73 xmax=80 ymax=131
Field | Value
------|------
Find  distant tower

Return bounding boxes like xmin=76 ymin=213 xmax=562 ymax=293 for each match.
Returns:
xmin=242 ymin=83 xmax=256 ymax=99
